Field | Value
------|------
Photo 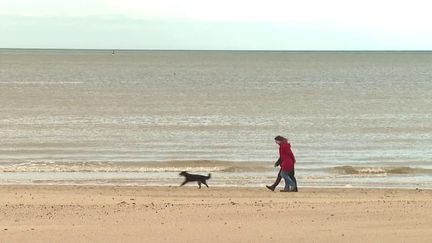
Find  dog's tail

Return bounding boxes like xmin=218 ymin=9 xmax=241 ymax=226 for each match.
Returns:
xmin=207 ymin=173 xmax=211 ymax=179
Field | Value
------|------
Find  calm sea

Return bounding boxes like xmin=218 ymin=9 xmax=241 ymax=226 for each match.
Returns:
xmin=0 ymin=49 xmax=431 ymax=188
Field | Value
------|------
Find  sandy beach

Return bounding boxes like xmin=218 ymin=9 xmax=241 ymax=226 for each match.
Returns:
xmin=0 ymin=185 xmax=431 ymax=243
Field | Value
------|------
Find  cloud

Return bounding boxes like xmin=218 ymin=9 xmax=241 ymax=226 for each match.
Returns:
xmin=0 ymin=0 xmax=110 ymax=17
xmin=1 ymin=0 xmax=432 ymax=49
xmin=1 ymin=15 xmax=431 ymax=50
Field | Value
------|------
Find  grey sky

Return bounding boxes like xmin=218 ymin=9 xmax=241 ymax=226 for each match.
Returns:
xmin=1 ymin=0 xmax=432 ymax=50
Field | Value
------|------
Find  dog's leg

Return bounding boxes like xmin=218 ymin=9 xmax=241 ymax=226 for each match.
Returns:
xmin=180 ymin=180 xmax=188 ymax=186
xmin=198 ymin=182 xmax=202 ymax=189
xmin=203 ymin=181 xmax=209 ymax=187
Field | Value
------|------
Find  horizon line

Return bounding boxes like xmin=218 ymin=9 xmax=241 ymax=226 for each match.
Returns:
xmin=1 ymin=48 xmax=432 ymax=52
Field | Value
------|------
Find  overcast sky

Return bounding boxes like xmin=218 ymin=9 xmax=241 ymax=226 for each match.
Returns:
xmin=1 ymin=0 xmax=432 ymax=50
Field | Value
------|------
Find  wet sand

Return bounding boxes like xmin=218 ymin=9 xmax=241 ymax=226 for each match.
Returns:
xmin=1 ymin=185 xmax=431 ymax=243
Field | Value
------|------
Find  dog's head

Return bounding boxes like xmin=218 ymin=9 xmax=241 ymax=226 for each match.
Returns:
xmin=179 ymin=171 xmax=188 ymax=176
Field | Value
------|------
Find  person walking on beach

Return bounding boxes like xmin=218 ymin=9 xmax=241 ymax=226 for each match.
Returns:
xmin=266 ymin=136 xmax=298 ymax=192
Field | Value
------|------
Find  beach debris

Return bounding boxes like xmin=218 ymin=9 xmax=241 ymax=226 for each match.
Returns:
xmin=117 ymin=201 xmax=128 ymax=206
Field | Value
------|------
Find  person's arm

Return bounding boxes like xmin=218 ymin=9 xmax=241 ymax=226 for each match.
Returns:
xmin=274 ymin=158 xmax=281 ymax=167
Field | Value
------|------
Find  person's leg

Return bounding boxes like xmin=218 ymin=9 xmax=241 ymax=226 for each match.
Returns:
xmin=280 ymin=171 xmax=294 ymax=192
xmin=273 ymin=170 xmax=282 ymax=187
xmin=266 ymin=169 xmax=282 ymax=191
xmin=288 ymin=170 xmax=298 ymax=192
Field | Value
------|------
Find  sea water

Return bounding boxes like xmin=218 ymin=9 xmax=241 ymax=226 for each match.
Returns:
xmin=0 ymin=50 xmax=431 ymax=188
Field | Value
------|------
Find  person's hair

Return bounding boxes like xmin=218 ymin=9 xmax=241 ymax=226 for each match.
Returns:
xmin=274 ymin=135 xmax=287 ymax=142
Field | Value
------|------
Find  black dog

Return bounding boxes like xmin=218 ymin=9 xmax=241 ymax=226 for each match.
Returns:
xmin=179 ymin=171 xmax=211 ymax=188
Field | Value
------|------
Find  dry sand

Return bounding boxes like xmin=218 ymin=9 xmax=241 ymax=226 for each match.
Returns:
xmin=0 ymin=185 xmax=431 ymax=243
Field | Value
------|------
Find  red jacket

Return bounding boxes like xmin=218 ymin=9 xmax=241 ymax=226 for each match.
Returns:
xmin=279 ymin=141 xmax=296 ymax=171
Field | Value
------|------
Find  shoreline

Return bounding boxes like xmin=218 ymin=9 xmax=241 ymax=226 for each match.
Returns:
xmin=1 ymin=162 xmax=431 ymax=190
xmin=0 ymin=183 xmax=430 ymax=189
xmin=1 ymin=185 xmax=432 ymax=242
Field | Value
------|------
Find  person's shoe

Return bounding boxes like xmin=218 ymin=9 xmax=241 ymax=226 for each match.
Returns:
xmin=293 ymin=187 xmax=298 ymax=192
xmin=279 ymin=190 xmax=290 ymax=192
xmin=266 ymin=185 xmax=275 ymax=191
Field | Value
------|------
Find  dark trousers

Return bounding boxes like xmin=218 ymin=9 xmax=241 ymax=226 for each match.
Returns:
xmin=271 ymin=169 xmax=297 ymax=191
xmin=270 ymin=170 xmax=282 ymax=188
